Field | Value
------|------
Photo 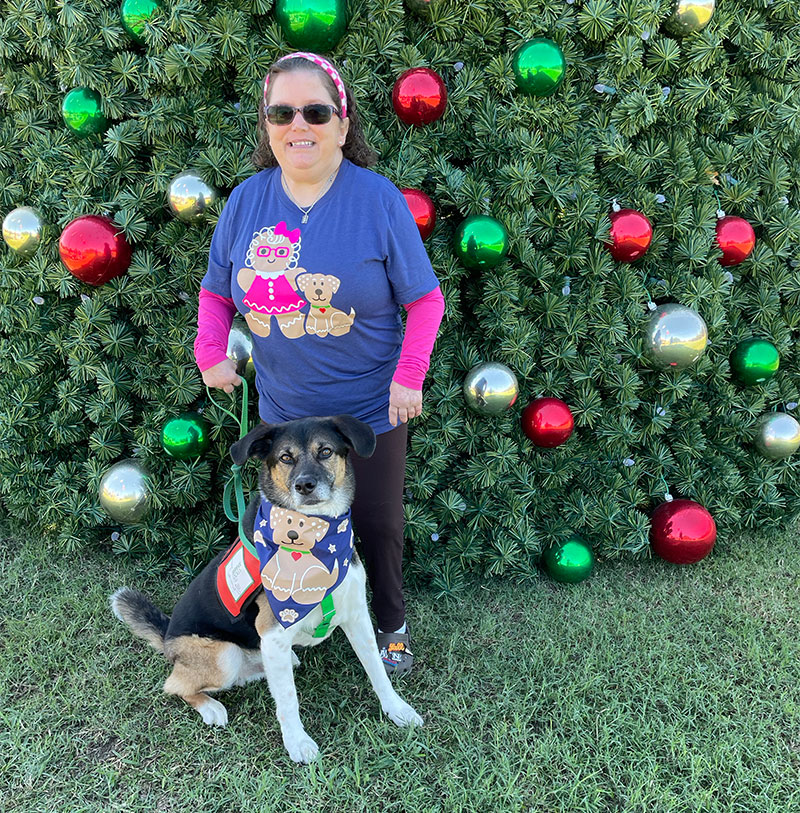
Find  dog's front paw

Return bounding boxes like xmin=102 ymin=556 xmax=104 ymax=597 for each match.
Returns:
xmin=197 ymin=697 xmax=228 ymax=727
xmin=383 ymin=700 xmax=423 ymax=728
xmin=284 ymin=731 xmax=320 ymax=763
xmin=291 ymin=650 xmax=300 ymax=669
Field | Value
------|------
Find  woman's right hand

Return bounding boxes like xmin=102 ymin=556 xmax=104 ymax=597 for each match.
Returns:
xmin=201 ymin=358 xmax=242 ymax=393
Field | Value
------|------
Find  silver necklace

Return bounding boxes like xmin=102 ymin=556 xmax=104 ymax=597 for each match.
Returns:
xmin=281 ymin=165 xmax=340 ymax=224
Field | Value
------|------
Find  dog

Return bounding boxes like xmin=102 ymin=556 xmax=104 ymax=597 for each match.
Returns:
xmin=111 ymin=415 xmax=422 ymax=764
xmin=295 ymin=272 xmax=356 ymax=337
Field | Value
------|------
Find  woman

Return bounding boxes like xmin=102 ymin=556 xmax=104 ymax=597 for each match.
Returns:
xmin=194 ymin=52 xmax=445 ymax=675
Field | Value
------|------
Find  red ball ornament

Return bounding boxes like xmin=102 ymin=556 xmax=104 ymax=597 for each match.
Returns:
xmin=391 ymin=68 xmax=447 ymax=126
xmin=606 ymin=208 xmax=652 ymax=263
xmin=59 ymin=215 xmax=132 ymax=286
xmin=650 ymin=499 xmax=717 ymax=564
xmin=715 ymin=215 xmax=755 ymax=266
xmin=521 ymin=397 xmax=574 ymax=448
xmin=400 ymin=188 xmax=436 ymax=241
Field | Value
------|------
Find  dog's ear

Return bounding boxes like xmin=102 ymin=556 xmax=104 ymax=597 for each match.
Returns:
xmin=295 ymin=272 xmax=310 ymax=292
xmin=229 ymin=423 xmax=278 ymax=466
xmin=328 ymin=415 xmax=376 ymax=459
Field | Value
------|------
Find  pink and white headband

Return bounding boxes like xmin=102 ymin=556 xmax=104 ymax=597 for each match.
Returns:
xmin=263 ymin=52 xmax=348 ymax=118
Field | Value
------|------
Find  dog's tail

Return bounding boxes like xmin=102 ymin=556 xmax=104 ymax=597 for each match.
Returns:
xmin=110 ymin=587 xmax=170 ymax=654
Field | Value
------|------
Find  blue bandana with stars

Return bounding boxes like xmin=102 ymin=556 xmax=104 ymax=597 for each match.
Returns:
xmin=253 ymin=499 xmax=353 ymax=629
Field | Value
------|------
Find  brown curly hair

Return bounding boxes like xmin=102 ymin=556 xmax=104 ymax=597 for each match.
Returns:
xmin=252 ymin=56 xmax=378 ymax=170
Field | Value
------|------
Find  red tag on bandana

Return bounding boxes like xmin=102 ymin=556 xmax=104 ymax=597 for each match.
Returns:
xmin=216 ymin=537 xmax=262 ymax=619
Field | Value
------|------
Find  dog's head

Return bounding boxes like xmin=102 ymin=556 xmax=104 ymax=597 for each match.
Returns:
xmin=230 ymin=415 xmax=376 ymax=516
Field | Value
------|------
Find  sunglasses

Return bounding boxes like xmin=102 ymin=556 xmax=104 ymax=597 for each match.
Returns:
xmin=266 ymin=104 xmax=341 ymax=126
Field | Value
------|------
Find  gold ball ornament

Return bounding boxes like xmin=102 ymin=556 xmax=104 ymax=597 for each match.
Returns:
xmin=754 ymin=413 xmax=800 ymax=460
xmin=167 ymin=171 xmax=218 ymax=223
xmin=645 ymin=303 xmax=708 ymax=369
xmin=463 ymin=362 xmax=519 ymax=415
xmin=98 ymin=459 xmax=152 ymax=524
xmin=664 ymin=0 xmax=715 ymax=36
xmin=2 ymin=206 xmax=43 ymax=257
xmin=227 ymin=320 xmax=255 ymax=379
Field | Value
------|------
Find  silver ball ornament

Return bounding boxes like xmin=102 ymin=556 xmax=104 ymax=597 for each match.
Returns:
xmin=463 ymin=362 xmax=519 ymax=415
xmin=168 ymin=171 xmax=218 ymax=223
xmin=754 ymin=413 xmax=800 ymax=460
xmin=664 ymin=0 xmax=716 ymax=36
xmin=645 ymin=303 xmax=708 ymax=369
xmin=2 ymin=206 xmax=43 ymax=257
xmin=98 ymin=459 xmax=152 ymax=523
xmin=227 ymin=320 xmax=255 ymax=379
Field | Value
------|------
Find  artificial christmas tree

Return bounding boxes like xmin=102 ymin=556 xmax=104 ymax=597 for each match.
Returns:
xmin=1 ymin=0 xmax=800 ymax=594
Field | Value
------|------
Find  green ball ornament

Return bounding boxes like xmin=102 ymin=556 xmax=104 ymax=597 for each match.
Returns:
xmin=730 ymin=339 xmax=779 ymax=386
xmin=454 ymin=215 xmax=509 ymax=270
xmin=543 ymin=535 xmax=595 ymax=584
xmin=274 ymin=0 xmax=348 ymax=52
xmin=120 ymin=0 xmax=161 ymax=44
xmin=62 ymin=88 xmax=108 ymax=136
xmin=512 ymin=38 xmax=566 ymax=97
xmin=161 ymin=411 xmax=211 ymax=460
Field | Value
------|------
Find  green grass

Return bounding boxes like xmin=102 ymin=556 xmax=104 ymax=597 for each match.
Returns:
xmin=2 ymin=529 xmax=800 ymax=812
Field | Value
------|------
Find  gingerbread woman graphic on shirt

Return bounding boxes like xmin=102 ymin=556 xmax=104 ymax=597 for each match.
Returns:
xmin=237 ymin=221 xmax=307 ymax=339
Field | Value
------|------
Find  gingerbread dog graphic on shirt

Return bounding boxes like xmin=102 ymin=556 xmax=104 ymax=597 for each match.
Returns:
xmin=237 ymin=222 xmax=308 ymax=339
xmin=255 ymin=506 xmax=340 ymax=605
xmin=296 ymin=272 xmax=356 ymax=337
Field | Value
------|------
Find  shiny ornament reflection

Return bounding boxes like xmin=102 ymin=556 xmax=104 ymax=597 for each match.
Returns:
xmin=729 ymin=338 xmax=779 ymax=386
xmin=651 ymin=498 xmax=716 ymax=564
xmin=512 ymin=38 xmax=566 ymax=97
xmin=120 ymin=0 xmax=161 ymax=44
xmin=463 ymin=362 xmax=519 ymax=415
xmin=168 ymin=171 xmax=218 ymax=223
xmin=606 ymin=208 xmax=652 ymax=263
xmin=99 ymin=459 xmax=152 ymax=523
xmin=275 ymin=0 xmax=348 ymax=51
xmin=542 ymin=535 xmax=595 ymax=583
xmin=62 ymin=87 xmax=108 ymax=136
xmin=754 ymin=413 xmax=800 ymax=460
xmin=715 ymin=215 xmax=755 ymax=266
xmin=664 ymin=0 xmax=716 ymax=36
xmin=59 ymin=215 xmax=132 ymax=286
xmin=392 ymin=68 xmax=447 ymax=126
xmin=454 ymin=215 xmax=509 ymax=270
xmin=400 ymin=188 xmax=436 ymax=241
xmin=161 ymin=411 xmax=211 ymax=460
xmin=227 ymin=321 xmax=255 ymax=379
xmin=2 ymin=206 xmax=43 ymax=257
xmin=645 ymin=303 xmax=708 ymax=369
xmin=521 ymin=397 xmax=574 ymax=447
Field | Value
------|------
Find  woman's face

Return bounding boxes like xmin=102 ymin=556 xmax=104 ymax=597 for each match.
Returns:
xmin=266 ymin=70 xmax=350 ymax=177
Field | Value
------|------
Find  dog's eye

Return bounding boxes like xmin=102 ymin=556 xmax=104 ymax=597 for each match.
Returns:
xmin=280 ymin=453 xmax=293 ymax=464
xmin=318 ymin=447 xmax=332 ymax=459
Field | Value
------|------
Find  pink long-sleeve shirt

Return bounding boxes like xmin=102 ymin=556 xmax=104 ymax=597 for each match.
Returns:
xmin=194 ymin=285 xmax=445 ymax=391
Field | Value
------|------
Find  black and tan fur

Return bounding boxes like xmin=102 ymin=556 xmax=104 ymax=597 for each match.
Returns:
xmin=111 ymin=415 xmax=423 ymax=763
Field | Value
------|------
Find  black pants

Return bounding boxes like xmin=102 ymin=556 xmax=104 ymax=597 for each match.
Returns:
xmin=350 ymin=422 xmax=408 ymax=631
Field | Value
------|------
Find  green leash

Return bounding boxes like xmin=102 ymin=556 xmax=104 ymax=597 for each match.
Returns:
xmin=206 ymin=378 xmax=336 ymax=638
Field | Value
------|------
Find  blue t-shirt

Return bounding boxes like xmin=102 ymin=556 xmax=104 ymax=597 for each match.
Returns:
xmin=202 ymin=158 xmax=439 ymax=434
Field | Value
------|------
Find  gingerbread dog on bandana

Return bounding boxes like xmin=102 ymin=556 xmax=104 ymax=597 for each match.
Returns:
xmin=255 ymin=505 xmax=341 ymax=605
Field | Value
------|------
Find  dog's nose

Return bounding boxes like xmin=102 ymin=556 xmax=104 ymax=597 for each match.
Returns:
xmin=287 ymin=530 xmax=298 ymax=541
xmin=294 ymin=477 xmax=317 ymax=496
xmin=315 ymin=289 xmax=323 ymax=296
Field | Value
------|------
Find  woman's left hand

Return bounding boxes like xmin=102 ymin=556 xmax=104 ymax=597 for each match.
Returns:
xmin=389 ymin=381 xmax=423 ymax=426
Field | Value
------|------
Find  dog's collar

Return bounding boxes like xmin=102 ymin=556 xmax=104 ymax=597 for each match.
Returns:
xmin=253 ymin=498 xmax=353 ymax=630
